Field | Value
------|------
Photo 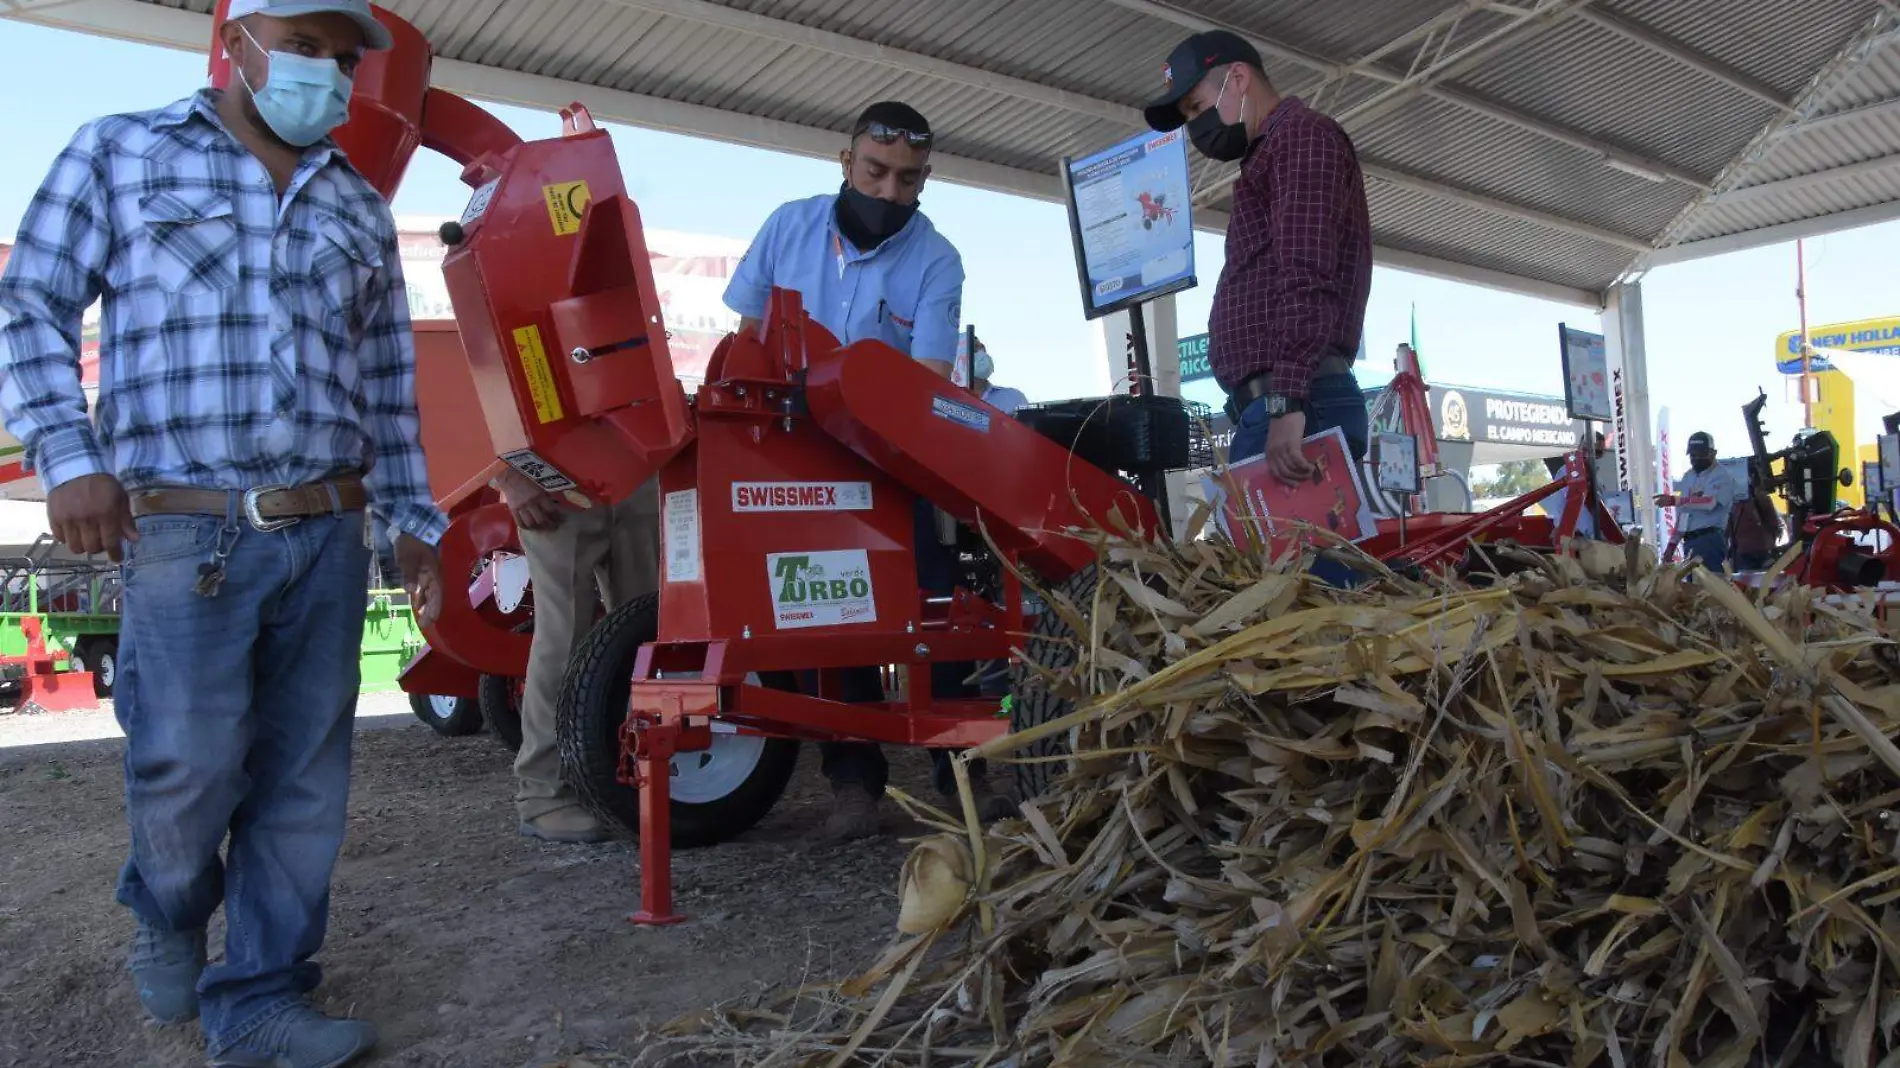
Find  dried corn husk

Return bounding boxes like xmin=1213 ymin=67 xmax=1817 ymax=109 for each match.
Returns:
xmin=639 ymin=533 xmax=1900 ymax=1068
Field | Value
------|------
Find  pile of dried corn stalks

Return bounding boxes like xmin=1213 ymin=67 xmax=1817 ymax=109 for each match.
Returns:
xmin=639 ymin=534 xmax=1900 ymax=1068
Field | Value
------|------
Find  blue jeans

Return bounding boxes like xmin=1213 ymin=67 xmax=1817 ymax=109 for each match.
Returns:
xmin=820 ymin=498 xmax=987 ymax=798
xmin=1682 ymin=528 xmax=1727 ymax=571
xmin=1227 ymin=372 xmax=1370 ymax=468
xmin=1226 ymin=373 xmax=1370 ymax=586
xmin=113 ymin=508 xmax=370 ymax=1053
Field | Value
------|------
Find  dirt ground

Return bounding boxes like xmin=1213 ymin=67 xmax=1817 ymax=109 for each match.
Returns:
xmin=0 ymin=695 xmax=943 ymax=1067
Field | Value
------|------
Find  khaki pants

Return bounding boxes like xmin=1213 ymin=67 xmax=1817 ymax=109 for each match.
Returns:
xmin=514 ymin=480 xmax=660 ymax=821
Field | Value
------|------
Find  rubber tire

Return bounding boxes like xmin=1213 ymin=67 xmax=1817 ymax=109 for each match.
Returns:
xmin=478 ymin=619 xmax=532 ymax=755
xmin=77 ymin=637 xmax=118 ymax=698
xmin=479 ymin=673 xmax=524 ymax=754
xmin=1008 ymin=565 xmax=1098 ymax=802
xmin=557 ymin=594 xmax=800 ymax=848
xmin=408 ymin=692 xmax=483 ymax=737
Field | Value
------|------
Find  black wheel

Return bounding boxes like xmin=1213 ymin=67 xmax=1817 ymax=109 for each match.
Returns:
xmin=557 ymin=595 xmax=800 ymax=847
xmin=479 ymin=619 xmax=532 ymax=754
xmin=1008 ymin=565 xmax=1098 ymax=802
xmin=77 ymin=637 xmax=118 ymax=698
xmin=408 ymin=691 xmax=483 ymax=736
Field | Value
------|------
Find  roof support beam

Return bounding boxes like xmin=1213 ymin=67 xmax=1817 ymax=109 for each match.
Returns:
xmin=1574 ymin=8 xmax=1793 ymax=113
xmin=1374 ymin=245 xmax=1600 ymax=307
xmin=1364 ymin=162 xmax=1653 ymax=251
xmin=1192 ymin=0 xmax=1598 ymax=206
xmin=1770 ymin=94 xmax=1900 ymax=143
xmin=1645 ymin=197 xmax=1900 ymax=268
xmin=1701 ymin=151 xmax=1900 ymax=209
xmin=1114 ymin=0 xmax=1706 ymax=192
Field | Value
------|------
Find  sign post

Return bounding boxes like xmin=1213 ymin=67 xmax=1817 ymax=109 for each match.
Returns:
xmin=1061 ymin=126 xmax=1198 ymax=528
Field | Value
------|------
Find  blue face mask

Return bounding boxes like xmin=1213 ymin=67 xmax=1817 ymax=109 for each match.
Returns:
xmin=237 ymin=25 xmax=353 ymax=147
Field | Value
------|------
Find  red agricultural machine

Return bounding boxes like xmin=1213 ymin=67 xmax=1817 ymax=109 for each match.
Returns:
xmin=215 ymin=3 xmax=1900 ymax=925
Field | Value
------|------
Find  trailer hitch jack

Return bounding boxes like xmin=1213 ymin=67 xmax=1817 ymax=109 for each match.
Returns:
xmin=619 ymin=703 xmax=711 ymax=926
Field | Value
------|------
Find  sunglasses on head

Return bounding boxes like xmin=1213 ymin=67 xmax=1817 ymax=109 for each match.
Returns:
xmin=862 ymin=121 xmax=932 ymax=147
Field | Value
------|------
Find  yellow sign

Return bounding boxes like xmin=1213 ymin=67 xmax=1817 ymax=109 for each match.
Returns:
xmin=511 ymin=324 xmax=565 ymax=424
xmin=542 ymin=180 xmax=592 ymax=236
xmin=1774 ymin=314 xmax=1900 ymax=373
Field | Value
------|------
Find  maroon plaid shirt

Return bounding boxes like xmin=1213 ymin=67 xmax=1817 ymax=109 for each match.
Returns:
xmin=1208 ymin=96 xmax=1373 ymax=400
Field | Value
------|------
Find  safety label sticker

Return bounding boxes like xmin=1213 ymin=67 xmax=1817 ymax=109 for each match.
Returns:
xmin=460 ymin=177 xmax=501 ymax=226
xmin=766 ymin=550 xmax=876 ymax=630
xmin=930 ymin=395 xmax=991 ymax=433
xmin=731 ymin=481 xmax=873 ymax=513
xmin=501 ymin=449 xmax=577 ymax=492
xmin=510 ymin=324 xmax=565 ymax=423
xmin=664 ymin=489 xmax=703 ymax=584
xmin=543 ymin=179 xmax=592 ymax=236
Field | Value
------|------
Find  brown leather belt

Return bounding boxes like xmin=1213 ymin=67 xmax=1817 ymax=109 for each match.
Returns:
xmin=127 ymin=477 xmax=367 ymax=532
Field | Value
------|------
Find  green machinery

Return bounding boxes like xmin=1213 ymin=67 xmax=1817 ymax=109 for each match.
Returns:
xmin=0 ymin=534 xmax=426 ymax=699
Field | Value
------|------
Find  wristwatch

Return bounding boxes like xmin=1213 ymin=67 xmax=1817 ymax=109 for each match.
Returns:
xmin=1262 ymin=394 xmax=1293 ymax=416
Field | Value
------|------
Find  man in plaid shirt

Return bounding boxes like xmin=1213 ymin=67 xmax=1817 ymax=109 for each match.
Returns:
xmin=1144 ymin=31 xmax=1374 ymax=486
xmin=0 ymin=2 xmax=440 ymax=1064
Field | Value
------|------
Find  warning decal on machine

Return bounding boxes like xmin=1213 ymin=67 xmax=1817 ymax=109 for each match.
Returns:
xmin=543 ymin=180 xmax=592 ymax=236
xmin=460 ymin=177 xmax=501 ymax=226
xmin=664 ymin=489 xmax=703 ymax=584
xmin=930 ymin=395 xmax=991 ymax=433
xmin=766 ymin=550 xmax=876 ymax=630
xmin=510 ymin=325 xmax=565 ymax=424
xmin=501 ymin=449 xmax=577 ymax=492
xmin=731 ymin=481 xmax=873 ymax=513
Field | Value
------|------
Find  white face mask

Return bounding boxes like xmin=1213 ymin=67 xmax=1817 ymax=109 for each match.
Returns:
xmin=236 ymin=24 xmax=354 ymax=147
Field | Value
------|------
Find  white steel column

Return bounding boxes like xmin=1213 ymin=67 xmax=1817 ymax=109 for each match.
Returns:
xmin=1603 ymin=282 xmax=1658 ymax=544
xmin=1092 ymin=294 xmax=1189 ymax=536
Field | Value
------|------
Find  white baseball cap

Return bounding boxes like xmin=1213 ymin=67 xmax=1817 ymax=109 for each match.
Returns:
xmin=973 ymin=346 xmax=994 ymax=381
xmin=226 ymin=0 xmax=394 ymax=51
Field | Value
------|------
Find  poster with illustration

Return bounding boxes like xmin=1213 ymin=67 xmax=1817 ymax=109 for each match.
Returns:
xmin=1372 ymin=432 xmax=1421 ymax=495
xmin=1062 ymin=128 xmax=1196 ymax=319
xmin=1202 ymin=428 xmax=1379 ymax=546
xmin=1559 ymin=324 xmax=1612 ymax=422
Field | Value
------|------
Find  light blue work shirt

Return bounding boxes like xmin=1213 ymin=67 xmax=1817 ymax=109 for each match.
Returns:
xmin=981 ymin=383 xmax=1029 ymax=414
xmin=1674 ymin=464 xmax=1742 ymax=533
xmin=722 ymin=193 xmax=965 ymax=364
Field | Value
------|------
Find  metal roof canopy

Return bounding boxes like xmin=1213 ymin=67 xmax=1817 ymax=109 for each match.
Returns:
xmin=8 ymin=0 xmax=1900 ymax=311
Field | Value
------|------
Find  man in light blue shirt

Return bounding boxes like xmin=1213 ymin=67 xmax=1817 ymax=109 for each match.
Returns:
xmin=1656 ymin=431 xmax=1741 ymax=569
xmin=723 ymin=102 xmax=1010 ymax=840
xmin=973 ymin=345 xmax=1029 ymax=415
xmin=724 ymin=101 xmax=965 ymax=377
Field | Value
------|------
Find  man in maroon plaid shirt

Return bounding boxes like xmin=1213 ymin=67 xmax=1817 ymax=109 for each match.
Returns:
xmin=1145 ymin=31 xmax=1373 ymax=487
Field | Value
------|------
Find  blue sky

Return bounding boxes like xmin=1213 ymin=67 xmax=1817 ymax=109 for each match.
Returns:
xmin=2 ymin=17 xmax=1894 ymax=472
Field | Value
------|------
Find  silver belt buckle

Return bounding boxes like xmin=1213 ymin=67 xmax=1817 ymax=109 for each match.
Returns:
xmin=243 ymin=485 xmax=301 ymax=533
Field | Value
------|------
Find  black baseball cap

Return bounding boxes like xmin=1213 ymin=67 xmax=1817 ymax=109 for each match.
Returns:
xmin=1688 ymin=431 xmax=1715 ymax=452
xmin=1144 ymin=30 xmax=1265 ymax=131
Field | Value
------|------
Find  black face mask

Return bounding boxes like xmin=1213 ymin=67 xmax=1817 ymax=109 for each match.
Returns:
xmin=836 ymin=182 xmax=918 ymax=249
xmin=1186 ymin=70 xmax=1250 ymax=162
xmin=1188 ymin=107 xmax=1250 ymax=162
xmin=1691 ymin=454 xmax=1715 ymax=472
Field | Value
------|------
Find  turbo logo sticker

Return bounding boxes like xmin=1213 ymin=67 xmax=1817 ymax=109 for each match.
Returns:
xmin=732 ymin=481 xmax=873 ymax=512
xmin=766 ymin=550 xmax=876 ymax=630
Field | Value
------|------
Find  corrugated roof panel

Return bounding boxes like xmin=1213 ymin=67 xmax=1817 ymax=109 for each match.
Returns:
xmin=1807 ymin=37 xmax=1900 ymax=111
xmin=1745 ymin=120 xmax=1900 ymax=184
xmin=1192 ymin=0 xmax=1494 ymax=71
xmin=1601 ymin=0 xmax=1874 ymax=100
xmin=1354 ymin=94 xmax=1696 ymax=238
xmin=1458 ymin=15 xmax=1780 ymax=177
xmin=1370 ymin=184 xmax=1634 ymax=291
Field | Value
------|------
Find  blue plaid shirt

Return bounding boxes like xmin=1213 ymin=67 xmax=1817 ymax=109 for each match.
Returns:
xmin=0 ymin=89 xmax=446 ymax=544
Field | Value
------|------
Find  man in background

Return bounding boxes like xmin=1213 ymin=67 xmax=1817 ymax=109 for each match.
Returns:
xmin=1142 ymin=30 xmax=1373 ymax=481
xmin=1727 ymin=467 xmax=1781 ymax=571
xmin=724 ymin=101 xmax=1010 ymax=840
xmin=1655 ymin=432 xmax=1741 ymax=570
xmin=971 ymin=344 xmax=1028 ymax=415
xmin=492 ymin=468 xmax=658 ymax=843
